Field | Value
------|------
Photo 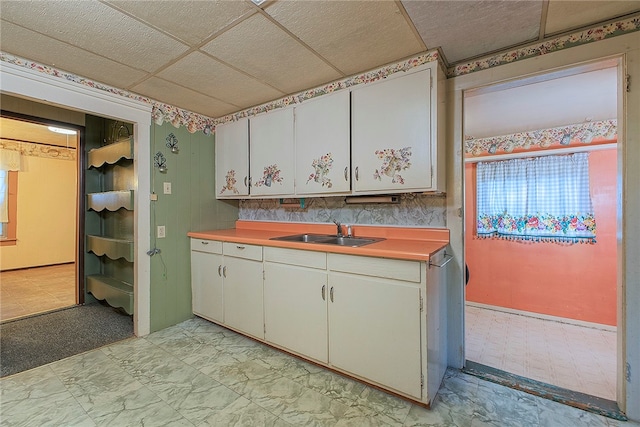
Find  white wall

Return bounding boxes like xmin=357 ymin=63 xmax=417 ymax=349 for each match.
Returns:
xmin=0 ymin=154 xmax=77 ymax=270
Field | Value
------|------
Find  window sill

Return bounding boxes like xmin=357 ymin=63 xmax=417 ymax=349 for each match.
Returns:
xmin=0 ymin=238 xmax=17 ymax=247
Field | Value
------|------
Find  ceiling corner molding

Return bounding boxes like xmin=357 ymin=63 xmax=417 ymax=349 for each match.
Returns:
xmin=0 ymin=52 xmax=217 ymax=135
xmin=449 ymin=15 xmax=640 ymax=78
xmin=214 ymin=50 xmax=441 ymax=127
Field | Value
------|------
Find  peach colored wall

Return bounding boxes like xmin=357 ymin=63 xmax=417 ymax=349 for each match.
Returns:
xmin=465 ymin=148 xmax=617 ymax=326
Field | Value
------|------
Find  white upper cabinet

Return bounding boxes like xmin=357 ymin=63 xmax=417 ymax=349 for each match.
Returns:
xmin=351 ymin=64 xmax=442 ymax=194
xmin=250 ymin=108 xmax=295 ymax=197
xmin=215 ymin=118 xmax=249 ymax=198
xmin=294 ymin=90 xmax=351 ymax=195
xmin=215 ymin=60 xmax=445 ymax=199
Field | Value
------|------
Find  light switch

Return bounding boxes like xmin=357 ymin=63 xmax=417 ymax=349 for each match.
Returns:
xmin=163 ymin=182 xmax=172 ymax=194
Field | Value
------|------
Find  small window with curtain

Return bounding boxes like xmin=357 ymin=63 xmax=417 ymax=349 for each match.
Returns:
xmin=0 ymin=147 xmax=20 ymax=244
xmin=0 ymin=170 xmax=10 ymax=239
xmin=476 ymin=152 xmax=596 ymax=244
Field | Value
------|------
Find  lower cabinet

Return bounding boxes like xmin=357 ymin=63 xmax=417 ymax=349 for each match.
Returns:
xmin=223 ymin=253 xmax=264 ymax=339
xmin=264 ymin=247 xmax=328 ymax=363
xmin=190 ymin=239 xmax=223 ymax=323
xmin=190 ymin=239 xmax=264 ymax=339
xmin=328 ymin=270 xmax=422 ymax=399
xmin=190 ymin=239 xmax=446 ymax=405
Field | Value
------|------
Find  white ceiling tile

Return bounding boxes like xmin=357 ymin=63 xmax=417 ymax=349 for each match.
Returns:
xmin=131 ymin=77 xmax=238 ymax=118
xmin=104 ymin=0 xmax=255 ymax=46
xmin=265 ymin=1 xmax=424 ymax=75
xmin=545 ymin=1 xmax=640 ymax=35
xmin=0 ymin=20 xmax=147 ymax=89
xmin=402 ymin=0 xmax=542 ymax=63
xmin=0 ymin=0 xmax=189 ymax=72
xmin=157 ymin=52 xmax=285 ymax=109
xmin=201 ymin=14 xmax=342 ymax=94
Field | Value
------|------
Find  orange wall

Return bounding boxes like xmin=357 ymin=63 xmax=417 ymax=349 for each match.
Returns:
xmin=465 ymin=149 xmax=617 ymax=326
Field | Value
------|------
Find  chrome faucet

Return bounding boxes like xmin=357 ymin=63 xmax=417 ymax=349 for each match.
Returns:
xmin=332 ymin=219 xmax=343 ymax=237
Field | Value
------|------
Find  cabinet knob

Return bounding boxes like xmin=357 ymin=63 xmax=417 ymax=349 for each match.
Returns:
xmin=201 ymin=241 xmax=209 ymax=245
xmin=217 ymin=265 xmax=222 ymax=277
xmin=223 ymin=266 xmax=227 ymax=278
xmin=236 ymin=245 xmax=245 ymax=250
xmin=321 ymin=285 xmax=326 ymax=301
xmin=355 ymin=167 xmax=359 ymax=181
xmin=244 ymin=176 xmax=248 ymax=187
xmin=344 ymin=167 xmax=348 ymax=181
xmin=330 ymin=286 xmax=334 ymax=302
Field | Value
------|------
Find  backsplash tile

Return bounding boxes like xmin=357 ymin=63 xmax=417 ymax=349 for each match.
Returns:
xmin=239 ymin=194 xmax=446 ymax=228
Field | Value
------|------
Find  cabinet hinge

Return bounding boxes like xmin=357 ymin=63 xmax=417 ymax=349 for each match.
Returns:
xmin=263 ymin=270 xmax=265 ymax=280
xmin=421 ymin=373 xmax=424 ymax=388
xmin=419 ymin=295 xmax=423 ymax=312
xmin=626 ymin=74 xmax=631 ymax=93
xmin=430 ymin=76 xmax=433 ymax=89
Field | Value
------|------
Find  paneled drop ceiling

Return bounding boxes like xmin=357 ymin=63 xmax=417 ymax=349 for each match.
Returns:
xmin=1 ymin=1 xmax=638 ymax=119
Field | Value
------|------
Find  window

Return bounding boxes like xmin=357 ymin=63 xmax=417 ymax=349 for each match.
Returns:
xmin=476 ymin=153 xmax=596 ymax=243
xmin=0 ymin=170 xmax=18 ymax=245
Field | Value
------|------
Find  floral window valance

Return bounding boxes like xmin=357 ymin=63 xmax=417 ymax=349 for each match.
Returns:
xmin=476 ymin=153 xmax=596 ymax=244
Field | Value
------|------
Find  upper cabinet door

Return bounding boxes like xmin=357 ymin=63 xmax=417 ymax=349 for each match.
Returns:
xmin=250 ymin=108 xmax=295 ymax=197
xmin=351 ymin=68 xmax=433 ymax=194
xmin=295 ymin=91 xmax=351 ymax=195
xmin=215 ymin=118 xmax=249 ymax=198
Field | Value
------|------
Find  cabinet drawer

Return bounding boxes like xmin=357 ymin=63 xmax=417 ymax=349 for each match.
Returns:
xmin=190 ymin=238 xmax=222 ymax=254
xmin=223 ymin=242 xmax=263 ymax=261
xmin=264 ymin=247 xmax=326 ymax=269
xmin=328 ymin=253 xmax=421 ymax=283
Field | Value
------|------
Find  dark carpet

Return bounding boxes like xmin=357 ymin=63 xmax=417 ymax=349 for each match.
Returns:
xmin=0 ymin=302 xmax=133 ymax=377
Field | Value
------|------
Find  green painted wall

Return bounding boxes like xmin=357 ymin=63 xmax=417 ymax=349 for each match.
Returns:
xmin=149 ymin=123 xmax=238 ymax=332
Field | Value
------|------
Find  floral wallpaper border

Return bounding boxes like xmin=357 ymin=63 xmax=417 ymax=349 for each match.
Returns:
xmin=465 ymin=120 xmax=617 ymax=158
xmin=0 ymin=139 xmax=76 ymax=161
xmin=1 ymin=14 xmax=637 ymax=134
xmin=450 ymin=15 xmax=640 ymax=77
xmin=0 ymin=52 xmax=217 ymax=135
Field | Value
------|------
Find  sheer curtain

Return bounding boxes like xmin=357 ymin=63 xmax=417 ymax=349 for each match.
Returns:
xmin=476 ymin=153 xmax=596 ymax=243
xmin=0 ymin=170 xmax=7 ymax=224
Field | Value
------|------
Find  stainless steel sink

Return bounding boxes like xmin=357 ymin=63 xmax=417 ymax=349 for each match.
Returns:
xmin=270 ymin=233 xmax=384 ymax=247
xmin=316 ymin=236 xmax=383 ymax=247
xmin=269 ymin=233 xmax=335 ymax=243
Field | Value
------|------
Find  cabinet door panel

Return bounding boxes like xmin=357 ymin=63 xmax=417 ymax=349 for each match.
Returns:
xmin=223 ymin=256 xmax=264 ymax=339
xmin=352 ymin=69 xmax=432 ymax=193
xmin=250 ymin=109 xmax=295 ymax=196
xmin=216 ymin=118 xmax=249 ymax=198
xmin=264 ymin=263 xmax=328 ymax=363
xmin=295 ymin=91 xmax=351 ymax=195
xmin=191 ymin=250 xmax=224 ymax=323
xmin=329 ymin=273 xmax=422 ymax=399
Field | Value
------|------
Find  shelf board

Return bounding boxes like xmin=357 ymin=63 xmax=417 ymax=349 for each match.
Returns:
xmin=86 ymin=274 xmax=133 ymax=315
xmin=87 ymin=190 xmax=134 ymax=212
xmin=87 ymin=137 xmax=133 ymax=168
xmin=87 ymin=235 xmax=134 ymax=262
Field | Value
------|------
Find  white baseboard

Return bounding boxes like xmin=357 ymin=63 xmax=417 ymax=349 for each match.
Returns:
xmin=465 ymin=301 xmax=617 ymax=332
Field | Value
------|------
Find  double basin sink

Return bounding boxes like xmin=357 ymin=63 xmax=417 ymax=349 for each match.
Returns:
xmin=270 ymin=233 xmax=384 ymax=247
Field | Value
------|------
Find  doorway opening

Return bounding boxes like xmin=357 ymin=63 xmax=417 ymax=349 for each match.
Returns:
xmin=0 ymin=114 xmax=81 ymax=321
xmin=463 ymin=61 xmax=619 ymax=412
